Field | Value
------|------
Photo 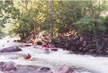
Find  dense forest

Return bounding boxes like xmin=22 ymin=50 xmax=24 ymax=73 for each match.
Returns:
xmin=0 ymin=0 xmax=108 ymax=55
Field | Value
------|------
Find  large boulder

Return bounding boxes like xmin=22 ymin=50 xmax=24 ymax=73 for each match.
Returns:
xmin=0 ymin=46 xmax=22 ymax=53
xmin=0 ymin=61 xmax=17 ymax=71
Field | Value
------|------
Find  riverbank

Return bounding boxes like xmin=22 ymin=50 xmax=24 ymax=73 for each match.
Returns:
xmin=52 ymin=32 xmax=108 ymax=56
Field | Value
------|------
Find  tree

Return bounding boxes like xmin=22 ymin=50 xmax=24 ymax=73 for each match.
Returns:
xmin=0 ymin=0 xmax=14 ymax=37
xmin=7 ymin=0 xmax=108 ymax=45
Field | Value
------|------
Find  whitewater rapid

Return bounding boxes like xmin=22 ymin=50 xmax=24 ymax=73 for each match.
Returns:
xmin=0 ymin=37 xmax=108 ymax=73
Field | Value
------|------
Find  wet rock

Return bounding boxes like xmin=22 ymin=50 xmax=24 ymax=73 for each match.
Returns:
xmin=37 ymin=65 xmax=72 ymax=73
xmin=40 ymin=67 xmax=50 ymax=71
xmin=0 ymin=62 xmax=5 ymax=71
xmin=5 ymin=66 xmax=50 ymax=73
xmin=0 ymin=61 xmax=17 ymax=71
xmin=37 ymin=67 xmax=51 ymax=73
xmin=37 ymin=41 xmax=43 ymax=45
xmin=2 ymin=65 xmax=73 ymax=73
xmin=0 ymin=46 xmax=22 ymax=53
xmin=53 ymin=65 xmax=72 ymax=73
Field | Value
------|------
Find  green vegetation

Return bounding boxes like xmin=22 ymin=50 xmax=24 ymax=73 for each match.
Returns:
xmin=0 ymin=0 xmax=14 ymax=37
xmin=0 ymin=0 xmax=108 ymax=44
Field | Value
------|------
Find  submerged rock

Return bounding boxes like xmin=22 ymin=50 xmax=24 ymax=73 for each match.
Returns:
xmin=0 ymin=61 xmax=17 ymax=71
xmin=0 ymin=46 xmax=22 ymax=53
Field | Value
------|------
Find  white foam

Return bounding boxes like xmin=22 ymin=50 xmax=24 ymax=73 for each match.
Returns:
xmin=0 ymin=36 xmax=21 ymax=49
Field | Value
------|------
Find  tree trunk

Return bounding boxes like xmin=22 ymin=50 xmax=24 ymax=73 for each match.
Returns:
xmin=49 ymin=0 xmax=53 ymax=39
xmin=94 ymin=21 xmax=99 ymax=49
xmin=33 ymin=22 xmax=36 ymax=39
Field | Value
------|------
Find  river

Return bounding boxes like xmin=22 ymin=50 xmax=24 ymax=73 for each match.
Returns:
xmin=0 ymin=37 xmax=108 ymax=73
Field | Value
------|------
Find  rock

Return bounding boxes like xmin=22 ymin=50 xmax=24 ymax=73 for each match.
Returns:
xmin=37 ymin=65 xmax=72 ymax=73
xmin=73 ymin=36 xmax=79 ymax=41
xmin=53 ymin=65 xmax=72 ymax=73
xmin=0 ymin=62 xmax=5 ymax=71
xmin=0 ymin=46 xmax=22 ymax=53
xmin=0 ymin=61 xmax=17 ymax=71
xmin=79 ymin=37 xmax=83 ymax=42
xmin=38 ymin=67 xmax=51 ymax=73
xmin=37 ymin=41 xmax=43 ymax=45
xmin=2 ymin=65 xmax=72 ymax=73
xmin=52 ymin=32 xmax=108 ymax=55
xmin=4 ymin=71 xmax=15 ymax=73
xmin=40 ymin=67 xmax=50 ymax=71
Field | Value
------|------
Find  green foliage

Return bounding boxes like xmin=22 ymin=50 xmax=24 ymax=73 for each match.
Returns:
xmin=73 ymin=16 xmax=94 ymax=32
xmin=73 ymin=16 xmax=106 ymax=34
xmin=0 ymin=0 xmax=107 ymax=39
xmin=9 ymin=0 xmax=48 ymax=39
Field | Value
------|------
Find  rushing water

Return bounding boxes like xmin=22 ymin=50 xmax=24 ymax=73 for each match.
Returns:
xmin=0 ymin=37 xmax=108 ymax=73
